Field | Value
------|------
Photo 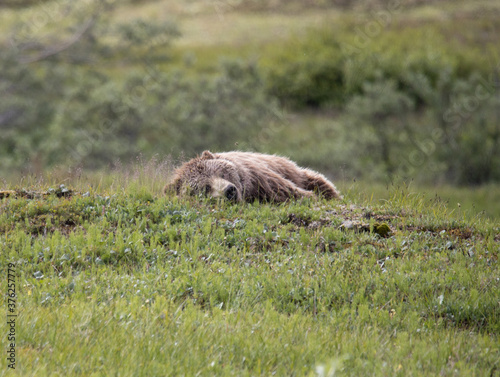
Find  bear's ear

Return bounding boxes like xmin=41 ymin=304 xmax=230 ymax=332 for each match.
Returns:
xmin=164 ymin=178 xmax=182 ymax=195
xmin=201 ymin=150 xmax=215 ymax=160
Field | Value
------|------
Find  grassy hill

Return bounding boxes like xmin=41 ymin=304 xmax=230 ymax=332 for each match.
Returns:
xmin=1 ymin=174 xmax=498 ymax=376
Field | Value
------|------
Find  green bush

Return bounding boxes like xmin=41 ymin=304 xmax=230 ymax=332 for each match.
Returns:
xmin=0 ymin=2 xmax=279 ymax=173
xmin=437 ymin=74 xmax=500 ymax=185
xmin=0 ymin=0 xmax=51 ymax=8
xmin=263 ymin=22 xmax=493 ymax=109
xmin=146 ymin=60 xmax=281 ymax=157
xmin=0 ymin=3 xmax=180 ymax=174
xmin=263 ymin=30 xmax=346 ymax=108
xmin=345 ymin=79 xmax=415 ymax=178
xmin=261 ymin=20 xmax=500 ymax=185
xmin=7 ymin=59 xmax=279 ymax=171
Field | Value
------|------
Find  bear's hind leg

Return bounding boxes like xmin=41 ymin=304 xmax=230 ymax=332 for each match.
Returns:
xmin=302 ymin=170 xmax=341 ymax=199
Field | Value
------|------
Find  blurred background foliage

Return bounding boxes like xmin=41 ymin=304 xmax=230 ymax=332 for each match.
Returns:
xmin=0 ymin=0 xmax=499 ymax=187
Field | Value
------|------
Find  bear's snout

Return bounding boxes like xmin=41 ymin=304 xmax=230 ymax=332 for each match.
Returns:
xmin=208 ymin=177 xmax=240 ymax=201
xmin=224 ymin=185 xmax=238 ymax=201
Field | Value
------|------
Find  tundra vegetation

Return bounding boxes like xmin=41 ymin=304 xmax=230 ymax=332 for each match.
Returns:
xmin=0 ymin=0 xmax=499 ymax=375
xmin=1 ymin=0 xmax=499 ymax=188
xmin=0 ymin=174 xmax=498 ymax=376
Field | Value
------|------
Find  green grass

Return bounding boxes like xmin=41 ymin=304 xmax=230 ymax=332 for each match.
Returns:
xmin=1 ymin=177 xmax=498 ymax=376
xmin=341 ymin=180 xmax=500 ymax=220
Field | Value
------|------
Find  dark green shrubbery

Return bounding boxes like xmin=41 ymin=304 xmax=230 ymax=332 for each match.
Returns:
xmin=262 ymin=19 xmax=499 ymax=184
xmin=263 ymin=31 xmax=346 ymax=108
xmin=263 ymin=23 xmax=493 ymax=109
xmin=233 ymin=0 xmax=447 ymax=12
xmin=0 ymin=2 xmax=279 ymax=174
xmin=51 ymin=59 xmax=279 ymax=167
xmin=1 ymin=1 xmax=499 ymax=186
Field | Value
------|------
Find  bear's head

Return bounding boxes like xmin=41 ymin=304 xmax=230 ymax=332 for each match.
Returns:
xmin=166 ymin=151 xmax=243 ymax=201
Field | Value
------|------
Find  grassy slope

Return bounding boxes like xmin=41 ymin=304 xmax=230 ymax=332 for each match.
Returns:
xmin=0 ymin=178 xmax=498 ymax=376
xmin=343 ymin=180 xmax=500 ymax=220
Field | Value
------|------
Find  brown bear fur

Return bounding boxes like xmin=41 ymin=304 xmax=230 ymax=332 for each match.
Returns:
xmin=165 ymin=151 xmax=341 ymax=203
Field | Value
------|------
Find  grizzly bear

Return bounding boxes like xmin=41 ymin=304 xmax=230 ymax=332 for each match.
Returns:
xmin=165 ymin=151 xmax=341 ymax=203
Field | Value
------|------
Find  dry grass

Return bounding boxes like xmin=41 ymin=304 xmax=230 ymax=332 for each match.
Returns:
xmin=111 ymin=0 xmax=500 ymax=48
